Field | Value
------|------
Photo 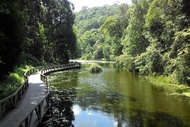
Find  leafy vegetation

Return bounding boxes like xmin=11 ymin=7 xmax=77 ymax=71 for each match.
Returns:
xmin=74 ymin=0 xmax=190 ymax=86
xmin=89 ymin=63 xmax=103 ymax=73
xmin=0 ymin=0 xmax=76 ymax=82
xmin=145 ymin=75 xmax=190 ymax=98
xmin=0 ymin=66 xmax=30 ymax=99
xmin=0 ymin=0 xmax=76 ymax=98
xmin=1 ymin=0 xmax=190 ymax=99
xmin=73 ymin=4 xmax=127 ymax=60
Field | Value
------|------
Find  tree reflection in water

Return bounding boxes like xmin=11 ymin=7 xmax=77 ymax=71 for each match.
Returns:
xmin=40 ymin=88 xmax=188 ymax=127
xmin=39 ymin=67 xmax=190 ymax=127
xmin=41 ymin=88 xmax=76 ymax=127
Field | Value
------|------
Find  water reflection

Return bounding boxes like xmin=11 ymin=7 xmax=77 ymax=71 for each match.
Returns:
xmin=41 ymin=63 xmax=190 ymax=127
xmin=73 ymin=105 xmax=114 ymax=127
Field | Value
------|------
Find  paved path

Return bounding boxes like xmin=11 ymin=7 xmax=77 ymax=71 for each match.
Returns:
xmin=0 ymin=72 xmax=48 ymax=127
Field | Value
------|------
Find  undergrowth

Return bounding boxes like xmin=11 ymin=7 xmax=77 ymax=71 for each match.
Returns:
xmin=0 ymin=65 xmax=30 ymax=100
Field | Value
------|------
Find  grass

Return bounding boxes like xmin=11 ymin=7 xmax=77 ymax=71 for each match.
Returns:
xmin=145 ymin=75 xmax=190 ymax=98
xmin=0 ymin=65 xmax=31 ymax=100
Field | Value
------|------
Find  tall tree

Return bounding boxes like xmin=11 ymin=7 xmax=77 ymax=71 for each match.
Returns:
xmin=42 ymin=0 xmax=76 ymax=63
xmin=122 ymin=0 xmax=151 ymax=56
xmin=0 ymin=0 xmax=24 ymax=81
xmin=21 ymin=0 xmax=76 ymax=64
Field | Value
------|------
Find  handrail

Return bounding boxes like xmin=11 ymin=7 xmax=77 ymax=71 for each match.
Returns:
xmin=40 ymin=62 xmax=81 ymax=75
xmin=0 ymin=68 xmax=40 ymax=119
xmin=18 ymin=87 xmax=50 ymax=127
xmin=18 ymin=62 xmax=81 ymax=127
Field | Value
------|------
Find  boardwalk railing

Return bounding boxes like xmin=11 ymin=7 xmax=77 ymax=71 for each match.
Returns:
xmin=18 ymin=62 xmax=81 ymax=127
xmin=18 ymin=88 xmax=51 ymax=127
xmin=0 ymin=68 xmax=40 ymax=119
xmin=40 ymin=62 xmax=81 ymax=75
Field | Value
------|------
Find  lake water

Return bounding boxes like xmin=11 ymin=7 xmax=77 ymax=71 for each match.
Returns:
xmin=47 ymin=62 xmax=190 ymax=127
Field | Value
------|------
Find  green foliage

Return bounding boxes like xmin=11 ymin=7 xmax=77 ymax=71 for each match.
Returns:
xmin=22 ymin=54 xmax=41 ymax=66
xmin=115 ymin=55 xmax=135 ymax=72
xmin=145 ymin=75 xmax=190 ymax=96
xmin=21 ymin=0 xmax=76 ymax=64
xmin=74 ymin=5 xmax=118 ymax=35
xmin=0 ymin=66 xmax=29 ymax=99
xmin=145 ymin=0 xmax=163 ymax=29
xmin=74 ymin=4 xmax=128 ymax=60
xmin=119 ymin=0 xmax=190 ymax=85
xmin=0 ymin=0 xmax=76 ymax=81
xmin=134 ymin=48 xmax=163 ymax=75
xmin=89 ymin=63 xmax=103 ymax=73
xmin=121 ymin=0 xmax=151 ymax=56
xmin=173 ymin=44 xmax=190 ymax=84
xmin=100 ymin=16 xmax=122 ymax=37
xmin=0 ymin=0 xmax=24 ymax=81
xmin=81 ymin=52 xmax=93 ymax=60
xmin=75 ymin=0 xmax=190 ymax=86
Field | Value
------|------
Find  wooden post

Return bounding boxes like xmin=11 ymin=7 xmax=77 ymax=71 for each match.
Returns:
xmin=0 ymin=102 xmax=2 ymax=119
xmin=0 ymin=102 xmax=6 ymax=119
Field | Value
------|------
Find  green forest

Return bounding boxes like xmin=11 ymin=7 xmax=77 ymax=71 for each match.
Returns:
xmin=1 ymin=0 xmax=190 ymax=88
xmin=74 ymin=0 xmax=190 ymax=85
xmin=0 ymin=0 xmax=76 ymax=81
xmin=1 ymin=1 xmax=190 ymax=126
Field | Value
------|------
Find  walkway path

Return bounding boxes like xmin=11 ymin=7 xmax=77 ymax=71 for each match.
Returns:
xmin=0 ymin=72 xmax=48 ymax=127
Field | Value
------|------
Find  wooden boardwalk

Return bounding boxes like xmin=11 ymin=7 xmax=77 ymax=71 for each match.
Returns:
xmin=0 ymin=72 xmax=49 ymax=127
xmin=0 ymin=62 xmax=81 ymax=127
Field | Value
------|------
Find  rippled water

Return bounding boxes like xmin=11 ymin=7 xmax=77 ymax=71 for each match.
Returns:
xmin=47 ymin=63 xmax=190 ymax=127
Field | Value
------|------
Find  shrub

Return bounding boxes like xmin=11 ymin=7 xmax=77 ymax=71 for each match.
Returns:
xmin=89 ymin=63 xmax=103 ymax=73
xmin=171 ymin=45 xmax=190 ymax=85
xmin=115 ymin=54 xmax=135 ymax=72
xmin=135 ymin=49 xmax=163 ymax=75
xmin=0 ymin=66 xmax=29 ymax=99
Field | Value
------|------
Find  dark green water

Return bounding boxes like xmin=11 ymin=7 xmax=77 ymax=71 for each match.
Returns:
xmin=48 ymin=63 xmax=190 ymax=127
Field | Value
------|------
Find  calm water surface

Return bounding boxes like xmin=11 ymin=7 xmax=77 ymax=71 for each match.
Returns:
xmin=48 ymin=63 xmax=190 ymax=127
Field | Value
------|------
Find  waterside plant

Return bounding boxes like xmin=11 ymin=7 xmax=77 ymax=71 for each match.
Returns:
xmin=89 ymin=63 xmax=103 ymax=73
xmin=145 ymin=75 xmax=190 ymax=99
xmin=0 ymin=66 xmax=30 ymax=99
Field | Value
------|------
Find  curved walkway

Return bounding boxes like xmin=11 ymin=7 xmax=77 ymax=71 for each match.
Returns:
xmin=0 ymin=72 xmax=48 ymax=127
xmin=0 ymin=62 xmax=81 ymax=127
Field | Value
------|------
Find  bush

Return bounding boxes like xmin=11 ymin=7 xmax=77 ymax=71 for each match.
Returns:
xmin=81 ymin=53 xmax=93 ymax=60
xmin=0 ymin=66 xmax=29 ymax=99
xmin=169 ymin=45 xmax=190 ymax=85
xmin=115 ymin=54 xmax=136 ymax=72
xmin=89 ymin=63 xmax=103 ymax=73
xmin=135 ymin=49 xmax=163 ymax=75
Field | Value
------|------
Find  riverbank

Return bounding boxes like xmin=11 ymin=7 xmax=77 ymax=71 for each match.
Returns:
xmin=145 ymin=75 xmax=190 ymax=99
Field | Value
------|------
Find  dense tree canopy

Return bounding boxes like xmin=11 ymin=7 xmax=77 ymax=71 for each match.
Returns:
xmin=74 ymin=4 xmax=128 ymax=60
xmin=0 ymin=0 xmax=24 ymax=80
xmin=74 ymin=0 xmax=190 ymax=85
xmin=0 ymin=0 xmax=76 ymax=81
xmin=1 ymin=0 xmax=190 ymax=85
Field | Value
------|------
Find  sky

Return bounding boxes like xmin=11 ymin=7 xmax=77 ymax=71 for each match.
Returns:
xmin=68 ymin=0 xmax=132 ymax=12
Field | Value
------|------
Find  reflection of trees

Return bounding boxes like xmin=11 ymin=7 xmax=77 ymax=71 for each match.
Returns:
xmin=40 ymin=70 xmax=79 ymax=127
xmin=41 ymin=89 xmax=76 ymax=127
xmin=76 ymin=90 xmax=130 ymax=126
xmin=49 ymin=70 xmax=79 ymax=90
xmin=41 ymin=69 xmax=189 ymax=127
xmin=75 ymin=89 xmax=188 ymax=127
xmin=41 ymin=88 xmax=188 ymax=127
